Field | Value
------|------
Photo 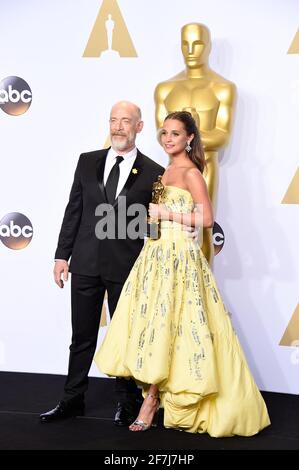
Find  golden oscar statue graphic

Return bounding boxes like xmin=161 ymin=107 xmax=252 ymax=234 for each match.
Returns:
xmin=155 ymin=23 xmax=237 ymax=264
xmin=146 ymin=175 xmax=165 ymax=239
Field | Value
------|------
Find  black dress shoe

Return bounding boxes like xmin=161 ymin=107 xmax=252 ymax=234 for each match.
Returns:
xmin=114 ymin=402 xmax=136 ymax=427
xmin=39 ymin=400 xmax=85 ymax=423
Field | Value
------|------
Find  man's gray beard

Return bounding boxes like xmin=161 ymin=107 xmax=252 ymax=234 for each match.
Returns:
xmin=111 ymin=136 xmax=135 ymax=152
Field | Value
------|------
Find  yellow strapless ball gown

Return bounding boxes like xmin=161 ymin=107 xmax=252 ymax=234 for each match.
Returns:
xmin=94 ymin=186 xmax=270 ymax=437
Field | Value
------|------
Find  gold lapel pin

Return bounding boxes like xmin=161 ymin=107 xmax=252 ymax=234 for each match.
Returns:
xmin=132 ymin=168 xmax=138 ymax=174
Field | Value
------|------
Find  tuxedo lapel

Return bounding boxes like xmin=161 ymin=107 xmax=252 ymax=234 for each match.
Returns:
xmin=112 ymin=150 xmax=145 ymax=209
xmin=96 ymin=149 xmax=109 ymax=202
xmin=96 ymin=149 xmax=146 ymax=209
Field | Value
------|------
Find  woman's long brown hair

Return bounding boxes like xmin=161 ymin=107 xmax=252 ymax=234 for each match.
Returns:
xmin=164 ymin=111 xmax=206 ymax=173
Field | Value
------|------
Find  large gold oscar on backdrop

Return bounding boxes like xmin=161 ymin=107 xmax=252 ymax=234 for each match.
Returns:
xmin=155 ymin=23 xmax=237 ymax=264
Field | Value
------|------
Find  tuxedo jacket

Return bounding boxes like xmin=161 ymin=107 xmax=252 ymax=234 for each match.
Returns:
xmin=55 ymin=149 xmax=164 ymax=283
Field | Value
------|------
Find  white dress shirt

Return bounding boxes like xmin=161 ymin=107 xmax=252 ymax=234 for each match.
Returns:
xmin=55 ymin=147 xmax=138 ymax=261
xmin=104 ymin=147 xmax=137 ymax=198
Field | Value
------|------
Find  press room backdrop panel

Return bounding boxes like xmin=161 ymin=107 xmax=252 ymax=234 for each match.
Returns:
xmin=0 ymin=0 xmax=298 ymax=393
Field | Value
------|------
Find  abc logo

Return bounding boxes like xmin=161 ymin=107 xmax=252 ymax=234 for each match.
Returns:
xmin=213 ymin=221 xmax=225 ymax=255
xmin=0 ymin=213 xmax=33 ymax=250
xmin=0 ymin=76 xmax=32 ymax=116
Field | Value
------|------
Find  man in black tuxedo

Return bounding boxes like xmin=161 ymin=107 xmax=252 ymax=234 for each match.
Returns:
xmin=40 ymin=101 xmax=164 ymax=425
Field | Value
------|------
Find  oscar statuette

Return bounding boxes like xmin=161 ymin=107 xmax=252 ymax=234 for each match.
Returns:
xmin=146 ymin=175 xmax=165 ymax=239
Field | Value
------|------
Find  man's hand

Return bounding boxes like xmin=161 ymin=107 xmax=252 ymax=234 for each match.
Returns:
xmin=182 ymin=206 xmax=201 ymax=242
xmin=54 ymin=260 xmax=69 ymax=288
xmin=182 ymin=224 xmax=199 ymax=241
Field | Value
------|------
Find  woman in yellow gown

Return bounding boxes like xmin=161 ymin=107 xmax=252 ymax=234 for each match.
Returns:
xmin=94 ymin=111 xmax=270 ymax=437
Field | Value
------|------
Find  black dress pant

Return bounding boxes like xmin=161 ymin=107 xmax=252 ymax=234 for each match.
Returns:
xmin=63 ymin=273 xmax=141 ymax=404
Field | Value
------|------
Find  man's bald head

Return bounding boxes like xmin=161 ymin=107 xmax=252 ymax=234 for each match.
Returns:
xmin=109 ymin=101 xmax=143 ymax=153
xmin=110 ymin=101 xmax=142 ymax=121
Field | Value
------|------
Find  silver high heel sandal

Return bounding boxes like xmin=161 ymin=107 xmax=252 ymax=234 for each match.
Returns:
xmin=129 ymin=393 xmax=160 ymax=431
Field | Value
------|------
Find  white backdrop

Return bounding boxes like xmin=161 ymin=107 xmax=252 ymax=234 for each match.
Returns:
xmin=0 ymin=0 xmax=298 ymax=394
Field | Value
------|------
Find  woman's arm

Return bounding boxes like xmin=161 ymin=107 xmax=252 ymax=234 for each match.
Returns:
xmin=149 ymin=168 xmax=214 ymax=228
